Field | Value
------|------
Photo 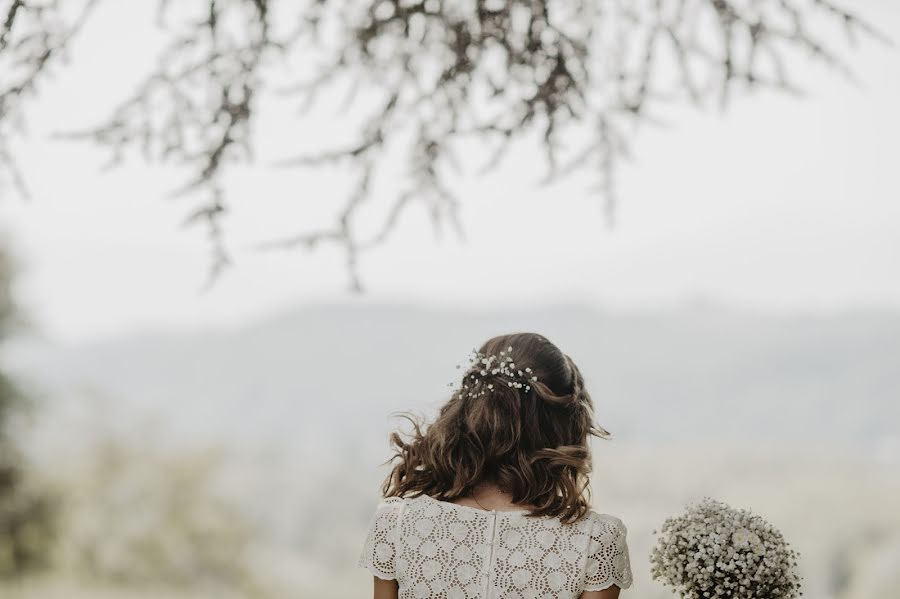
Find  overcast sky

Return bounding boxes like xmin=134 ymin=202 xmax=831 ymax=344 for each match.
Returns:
xmin=1 ymin=1 xmax=898 ymax=344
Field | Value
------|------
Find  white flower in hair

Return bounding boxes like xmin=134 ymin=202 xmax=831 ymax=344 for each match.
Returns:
xmin=448 ymin=346 xmax=539 ymax=399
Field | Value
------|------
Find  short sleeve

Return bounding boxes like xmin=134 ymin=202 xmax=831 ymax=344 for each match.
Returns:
xmin=582 ymin=513 xmax=633 ymax=592
xmin=356 ymin=498 xmax=404 ymax=580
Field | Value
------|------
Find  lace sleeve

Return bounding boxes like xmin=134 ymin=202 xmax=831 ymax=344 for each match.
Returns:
xmin=582 ymin=513 xmax=634 ymax=592
xmin=356 ymin=498 xmax=403 ymax=580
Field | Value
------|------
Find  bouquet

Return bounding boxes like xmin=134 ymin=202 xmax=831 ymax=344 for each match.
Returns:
xmin=650 ymin=497 xmax=802 ymax=598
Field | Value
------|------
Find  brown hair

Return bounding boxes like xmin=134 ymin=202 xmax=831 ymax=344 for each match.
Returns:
xmin=380 ymin=332 xmax=611 ymax=524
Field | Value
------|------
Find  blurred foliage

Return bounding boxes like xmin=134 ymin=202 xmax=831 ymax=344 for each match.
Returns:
xmin=0 ymin=246 xmax=58 ymax=578
xmin=52 ymin=426 xmax=267 ymax=597
xmin=2 ymin=244 xmax=264 ymax=592
xmin=0 ymin=0 xmax=889 ymax=289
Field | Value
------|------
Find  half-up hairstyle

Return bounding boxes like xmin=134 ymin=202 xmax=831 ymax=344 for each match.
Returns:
xmin=380 ymin=332 xmax=611 ymax=524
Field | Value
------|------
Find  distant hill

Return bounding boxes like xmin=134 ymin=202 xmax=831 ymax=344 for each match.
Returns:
xmin=7 ymin=303 xmax=900 ymax=458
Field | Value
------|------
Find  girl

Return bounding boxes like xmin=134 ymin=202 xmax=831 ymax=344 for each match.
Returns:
xmin=358 ymin=332 xmax=632 ymax=598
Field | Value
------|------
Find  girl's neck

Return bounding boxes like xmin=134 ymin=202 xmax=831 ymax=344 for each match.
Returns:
xmin=452 ymin=480 xmax=537 ymax=512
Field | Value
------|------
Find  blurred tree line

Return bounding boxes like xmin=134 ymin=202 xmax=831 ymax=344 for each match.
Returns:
xmin=0 ymin=246 xmax=265 ymax=594
xmin=0 ymin=247 xmax=56 ymax=578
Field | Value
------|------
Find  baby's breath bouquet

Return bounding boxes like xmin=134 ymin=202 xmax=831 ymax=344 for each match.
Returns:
xmin=650 ymin=497 xmax=802 ymax=599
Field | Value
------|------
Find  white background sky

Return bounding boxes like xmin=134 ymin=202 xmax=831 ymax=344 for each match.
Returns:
xmin=1 ymin=0 xmax=899 ymax=344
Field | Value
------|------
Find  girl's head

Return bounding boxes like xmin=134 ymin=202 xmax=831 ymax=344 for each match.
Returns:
xmin=381 ymin=332 xmax=610 ymax=523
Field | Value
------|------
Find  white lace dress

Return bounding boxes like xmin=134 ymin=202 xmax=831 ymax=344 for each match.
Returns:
xmin=357 ymin=494 xmax=633 ymax=598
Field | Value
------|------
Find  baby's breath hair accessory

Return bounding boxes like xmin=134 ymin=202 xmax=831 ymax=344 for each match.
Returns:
xmin=448 ymin=345 xmax=539 ymax=399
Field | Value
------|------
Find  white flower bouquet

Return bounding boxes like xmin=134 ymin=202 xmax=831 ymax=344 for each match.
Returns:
xmin=650 ymin=497 xmax=802 ymax=598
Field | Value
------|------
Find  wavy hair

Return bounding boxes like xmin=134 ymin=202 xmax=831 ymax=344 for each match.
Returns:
xmin=380 ymin=332 xmax=611 ymax=524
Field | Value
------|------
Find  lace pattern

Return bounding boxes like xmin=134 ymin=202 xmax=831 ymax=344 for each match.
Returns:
xmin=357 ymin=494 xmax=632 ymax=598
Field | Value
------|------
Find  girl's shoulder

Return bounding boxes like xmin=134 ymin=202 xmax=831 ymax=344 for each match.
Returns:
xmin=583 ymin=508 xmax=628 ymax=530
xmin=380 ymin=494 xmax=627 ymax=532
xmin=581 ymin=509 xmax=630 ymax=548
